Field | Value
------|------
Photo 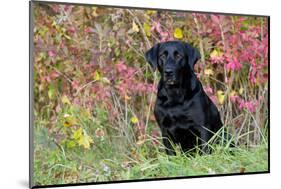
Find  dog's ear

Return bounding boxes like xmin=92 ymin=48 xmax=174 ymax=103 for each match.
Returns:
xmin=183 ymin=42 xmax=201 ymax=70
xmin=145 ymin=43 xmax=160 ymax=70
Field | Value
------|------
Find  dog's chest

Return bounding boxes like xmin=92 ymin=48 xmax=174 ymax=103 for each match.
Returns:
xmin=154 ymin=103 xmax=197 ymax=129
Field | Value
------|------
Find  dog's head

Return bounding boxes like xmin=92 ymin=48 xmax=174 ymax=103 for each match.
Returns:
xmin=145 ymin=41 xmax=200 ymax=87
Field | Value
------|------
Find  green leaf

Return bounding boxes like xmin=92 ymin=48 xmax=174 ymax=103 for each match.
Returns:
xmin=66 ymin=140 xmax=76 ymax=148
xmin=48 ymin=83 xmax=56 ymax=99
xmin=72 ymin=128 xmax=83 ymax=140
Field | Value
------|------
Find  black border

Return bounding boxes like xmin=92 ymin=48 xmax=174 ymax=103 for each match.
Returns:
xmin=29 ymin=1 xmax=34 ymax=188
xmin=29 ymin=1 xmax=270 ymax=188
xmin=32 ymin=0 xmax=269 ymax=17
xmin=32 ymin=171 xmax=268 ymax=189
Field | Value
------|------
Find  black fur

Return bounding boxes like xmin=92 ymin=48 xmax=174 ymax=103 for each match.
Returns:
xmin=145 ymin=41 xmax=223 ymax=155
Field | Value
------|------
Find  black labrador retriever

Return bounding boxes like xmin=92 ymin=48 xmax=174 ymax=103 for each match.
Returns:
xmin=145 ymin=41 xmax=223 ymax=155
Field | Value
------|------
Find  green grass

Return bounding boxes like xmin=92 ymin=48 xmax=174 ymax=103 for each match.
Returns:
xmin=33 ymin=129 xmax=268 ymax=186
xmin=33 ymin=105 xmax=268 ymax=186
xmin=121 ymin=144 xmax=268 ymax=179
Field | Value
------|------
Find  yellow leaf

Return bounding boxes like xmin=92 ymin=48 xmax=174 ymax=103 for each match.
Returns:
xmin=132 ymin=21 xmax=139 ymax=33
xmin=143 ymin=22 xmax=151 ymax=37
xmin=131 ymin=116 xmax=139 ymax=124
xmin=173 ymin=27 xmax=183 ymax=39
xmin=61 ymin=95 xmax=71 ymax=105
xmin=72 ymin=128 xmax=83 ymax=140
xmin=94 ymin=71 xmax=101 ymax=81
xmin=210 ymin=49 xmax=223 ymax=58
xmin=91 ymin=7 xmax=98 ymax=17
xmin=78 ymin=132 xmax=93 ymax=149
xmin=63 ymin=114 xmax=78 ymax=127
xmin=146 ymin=10 xmax=157 ymax=15
xmin=217 ymin=90 xmax=225 ymax=105
xmin=204 ymin=68 xmax=214 ymax=75
xmin=51 ymin=20 xmax=57 ymax=27
xmin=239 ymin=87 xmax=244 ymax=95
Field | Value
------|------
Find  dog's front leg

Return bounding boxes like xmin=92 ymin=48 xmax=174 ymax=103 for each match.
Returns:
xmin=200 ymin=127 xmax=212 ymax=154
xmin=161 ymin=129 xmax=176 ymax=155
xmin=162 ymin=136 xmax=176 ymax=155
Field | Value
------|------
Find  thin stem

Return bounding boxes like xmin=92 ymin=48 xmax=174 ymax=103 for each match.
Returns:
xmin=74 ymin=80 xmax=97 ymax=96
xmin=193 ymin=15 xmax=206 ymax=66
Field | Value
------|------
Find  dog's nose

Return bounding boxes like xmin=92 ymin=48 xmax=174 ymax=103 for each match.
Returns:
xmin=164 ymin=69 xmax=173 ymax=76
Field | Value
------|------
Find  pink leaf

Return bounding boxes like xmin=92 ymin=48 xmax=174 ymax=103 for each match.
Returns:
xmin=48 ymin=50 xmax=56 ymax=57
xmin=211 ymin=15 xmax=220 ymax=24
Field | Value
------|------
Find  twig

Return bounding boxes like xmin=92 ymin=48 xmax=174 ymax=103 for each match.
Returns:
xmin=127 ymin=10 xmax=152 ymax=48
xmin=193 ymin=15 xmax=206 ymax=66
xmin=144 ymin=71 xmax=158 ymax=134
xmin=49 ymin=64 xmax=73 ymax=84
xmin=74 ymin=79 xmax=97 ymax=96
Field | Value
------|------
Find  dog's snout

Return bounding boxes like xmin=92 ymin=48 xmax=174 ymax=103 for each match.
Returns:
xmin=164 ymin=69 xmax=173 ymax=76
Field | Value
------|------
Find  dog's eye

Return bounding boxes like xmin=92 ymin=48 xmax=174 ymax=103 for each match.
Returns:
xmin=159 ymin=54 xmax=167 ymax=60
xmin=175 ymin=54 xmax=183 ymax=61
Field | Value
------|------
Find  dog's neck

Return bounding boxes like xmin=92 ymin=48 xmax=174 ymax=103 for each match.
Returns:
xmin=158 ymin=74 xmax=200 ymax=106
